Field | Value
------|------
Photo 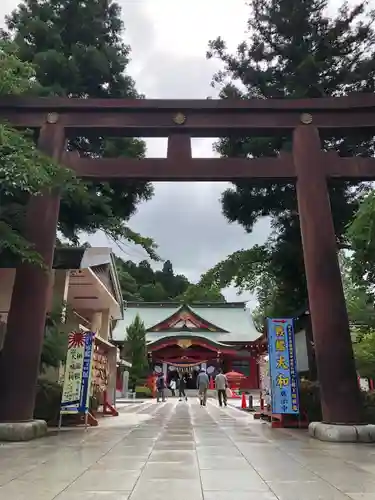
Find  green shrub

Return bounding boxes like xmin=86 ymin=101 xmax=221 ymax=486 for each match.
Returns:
xmin=298 ymin=379 xmax=322 ymax=422
xmin=298 ymin=381 xmax=375 ymax=424
xmin=135 ymin=386 xmax=152 ymax=398
xmin=362 ymin=390 xmax=375 ymax=424
xmin=33 ymin=378 xmax=62 ymax=426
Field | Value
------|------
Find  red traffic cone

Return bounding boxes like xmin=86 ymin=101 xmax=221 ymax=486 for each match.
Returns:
xmin=241 ymin=392 xmax=247 ymax=409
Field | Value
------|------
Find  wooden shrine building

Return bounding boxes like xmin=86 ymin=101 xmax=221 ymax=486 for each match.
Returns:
xmin=112 ymin=302 xmax=265 ymax=389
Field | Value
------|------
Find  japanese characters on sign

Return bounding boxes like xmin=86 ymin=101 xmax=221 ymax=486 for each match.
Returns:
xmin=78 ymin=332 xmax=95 ymax=413
xmin=267 ymin=318 xmax=299 ymax=415
xmin=60 ymin=331 xmax=95 ymax=415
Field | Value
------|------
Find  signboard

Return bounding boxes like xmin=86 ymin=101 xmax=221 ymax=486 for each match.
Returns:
xmin=359 ymin=377 xmax=370 ymax=392
xmin=258 ymin=354 xmax=271 ymax=407
xmin=267 ymin=318 xmax=299 ymax=415
xmin=60 ymin=330 xmax=95 ymax=415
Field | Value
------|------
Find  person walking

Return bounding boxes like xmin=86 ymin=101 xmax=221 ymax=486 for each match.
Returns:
xmin=197 ymin=368 xmax=209 ymax=406
xmin=179 ymin=372 xmax=188 ymax=401
xmin=170 ymin=378 xmax=177 ymax=397
xmin=215 ymin=369 xmax=228 ymax=407
xmin=156 ymin=373 xmax=166 ymax=402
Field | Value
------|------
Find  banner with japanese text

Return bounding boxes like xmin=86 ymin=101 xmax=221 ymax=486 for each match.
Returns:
xmin=60 ymin=330 xmax=95 ymax=415
xmin=267 ymin=318 xmax=299 ymax=415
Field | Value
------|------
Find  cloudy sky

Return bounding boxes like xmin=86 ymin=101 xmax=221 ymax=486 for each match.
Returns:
xmin=100 ymin=0 xmax=270 ymax=307
xmin=0 ymin=0 xmax=350 ymax=306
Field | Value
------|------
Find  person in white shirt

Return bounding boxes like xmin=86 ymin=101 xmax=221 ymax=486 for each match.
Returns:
xmin=197 ymin=369 xmax=209 ymax=406
xmin=170 ymin=378 xmax=177 ymax=397
xmin=215 ymin=369 xmax=228 ymax=407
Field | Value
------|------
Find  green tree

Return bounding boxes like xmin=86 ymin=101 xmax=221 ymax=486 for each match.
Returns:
xmin=120 ymin=271 xmax=142 ymax=302
xmin=200 ymin=239 xmax=300 ymax=319
xmin=176 ymin=284 xmax=226 ymax=303
xmin=40 ymin=301 xmax=70 ymax=373
xmin=339 ymin=252 xmax=375 ymax=335
xmin=115 ymin=257 xmax=142 ymax=301
xmin=139 ymin=283 xmax=168 ymax=302
xmin=3 ymin=0 xmax=155 ymax=254
xmin=343 ymin=244 xmax=375 ymax=379
xmin=166 ymin=273 xmax=190 ymax=298
xmin=122 ymin=314 xmax=147 ymax=387
xmin=116 ymin=258 xmax=190 ymax=301
xmin=206 ymin=0 xmax=375 ymax=315
xmin=0 ymin=40 xmax=78 ymax=265
xmin=155 ymin=260 xmax=190 ymax=298
xmin=136 ymin=261 xmax=155 ymax=285
xmin=347 ymin=191 xmax=375 ymax=289
xmin=162 ymin=260 xmax=173 ymax=275
xmin=353 ymin=332 xmax=375 ymax=380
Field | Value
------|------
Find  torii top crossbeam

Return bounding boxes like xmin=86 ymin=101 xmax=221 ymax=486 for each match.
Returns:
xmin=1 ymin=94 xmax=375 ymax=182
xmin=1 ymin=93 xmax=375 ymax=135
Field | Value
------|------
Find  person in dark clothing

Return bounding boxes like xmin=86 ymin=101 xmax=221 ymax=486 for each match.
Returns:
xmin=179 ymin=372 xmax=188 ymax=401
xmin=156 ymin=373 xmax=166 ymax=402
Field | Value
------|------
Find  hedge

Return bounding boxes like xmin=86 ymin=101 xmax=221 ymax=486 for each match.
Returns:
xmin=299 ymin=379 xmax=375 ymax=423
xmin=33 ymin=378 xmax=62 ymax=426
xmin=135 ymin=385 xmax=152 ymax=398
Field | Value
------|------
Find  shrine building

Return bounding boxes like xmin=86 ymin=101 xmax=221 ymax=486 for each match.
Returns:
xmin=112 ymin=301 xmax=265 ymax=390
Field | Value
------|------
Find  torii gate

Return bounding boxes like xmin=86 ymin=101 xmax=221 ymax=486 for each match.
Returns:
xmin=0 ymin=95 xmax=374 ymax=438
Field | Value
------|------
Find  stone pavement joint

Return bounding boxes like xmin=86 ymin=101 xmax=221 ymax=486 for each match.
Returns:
xmin=1 ymin=399 xmax=375 ymax=499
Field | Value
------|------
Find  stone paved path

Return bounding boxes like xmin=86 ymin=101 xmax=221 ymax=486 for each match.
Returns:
xmin=1 ymin=399 xmax=375 ymax=499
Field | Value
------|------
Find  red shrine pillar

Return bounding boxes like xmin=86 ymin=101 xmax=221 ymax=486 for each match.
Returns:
xmin=249 ymin=357 xmax=259 ymax=389
xmin=0 ymin=120 xmax=65 ymax=422
xmin=293 ymin=124 xmax=362 ymax=425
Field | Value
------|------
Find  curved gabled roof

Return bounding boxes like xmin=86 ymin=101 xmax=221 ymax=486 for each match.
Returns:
xmin=112 ymin=302 xmax=261 ymax=343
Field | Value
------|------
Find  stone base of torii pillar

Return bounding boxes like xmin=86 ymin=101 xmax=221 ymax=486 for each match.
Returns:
xmin=0 ymin=420 xmax=47 ymax=441
xmin=309 ymin=422 xmax=375 ymax=443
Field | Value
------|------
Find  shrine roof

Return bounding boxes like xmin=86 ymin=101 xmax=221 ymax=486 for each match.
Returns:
xmin=112 ymin=302 xmax=261 ymax=343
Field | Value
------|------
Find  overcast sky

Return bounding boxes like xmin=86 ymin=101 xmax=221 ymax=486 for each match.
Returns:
xmin=97 ymin=0 xmax=270 ymax=307
xmin=0 ymin=0 xmax=351 ymax=306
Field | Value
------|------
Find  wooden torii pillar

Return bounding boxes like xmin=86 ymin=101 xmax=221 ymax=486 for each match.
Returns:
xmin=0 ymin=96 xmax=375 ymax=440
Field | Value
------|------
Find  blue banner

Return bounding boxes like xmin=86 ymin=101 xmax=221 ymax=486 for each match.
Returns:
xmin=267 ymin=318 xmax=299 ymax=415
xmin=78 ymin=332 xmax=95 ymax=413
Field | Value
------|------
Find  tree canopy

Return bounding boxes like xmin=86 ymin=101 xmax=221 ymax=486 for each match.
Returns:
xmin=339 ymin=253 xmax=375 ymax=336
xmin=116 ymin=257 xmax=225 ymax=303
xmin=175 ymin=284 xmax=225 ymax=304
xmin=343 ymin=196 xmax=375 ymax=380
xmin=353 ymin=332 xmax=375 ymax=380
xmin=339 ymin=253 xmax=375 ymax=380
xmin=2 ymin=0 xmax=155 ymax=256
xmin=347 ymin=191 xmax=375 ymax=291
xmin=205 ymin=0 xmax=375 ymax=318
xmin=0 ymin=40 xmax=78 ymax=265
xmin=41 ymin=300 xmax=70 ymax=373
